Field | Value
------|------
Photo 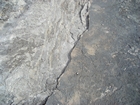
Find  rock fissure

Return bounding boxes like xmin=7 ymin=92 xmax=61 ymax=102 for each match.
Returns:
xmin=1 ymin=0 xmax=139 ymax=105
xmin=41 ymin=2 xmax=90 ymax=104
xmin=0 ymin=0 xmax=90 ymax=104
xmin=42 ymin=29 xmax=89 ymax=105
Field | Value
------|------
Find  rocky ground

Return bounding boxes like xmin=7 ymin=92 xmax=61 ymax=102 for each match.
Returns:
xmin=0 ymin=0 xmax=89 ymax=104
xmin=0 ymin=0 xmax=140 ymax=105
xmin=46 ymin=0 xmax=140 ymax=105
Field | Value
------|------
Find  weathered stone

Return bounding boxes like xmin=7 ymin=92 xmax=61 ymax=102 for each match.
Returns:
xmin=1 ymin=0 xmax=140 ymax=105
xmin=0 ymin=0 xmax=90 ymax=104
xmin=46 ymin=0 xmax=140 ymax=105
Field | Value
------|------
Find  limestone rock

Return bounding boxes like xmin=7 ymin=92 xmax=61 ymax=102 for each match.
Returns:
xmin=0 ymin=0 xmax=90 ymax=104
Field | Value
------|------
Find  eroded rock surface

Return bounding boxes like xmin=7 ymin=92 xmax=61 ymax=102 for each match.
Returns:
xmin=0 ymin=0 xmax=90 ymax=104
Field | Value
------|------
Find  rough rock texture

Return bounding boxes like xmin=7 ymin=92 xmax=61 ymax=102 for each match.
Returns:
xmin=45 ymin=0 xmax=140 ymax=105
xmin=0 ymin=0 xmax=90 ymax=104
xmin=1 ymin=0 xmax=140 ymax=105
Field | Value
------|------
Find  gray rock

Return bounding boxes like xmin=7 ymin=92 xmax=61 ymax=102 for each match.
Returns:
xmin=0 ymin=0 xmax=90 ymax=104
xmin=45 ymin=0 xmax=140 ymax=105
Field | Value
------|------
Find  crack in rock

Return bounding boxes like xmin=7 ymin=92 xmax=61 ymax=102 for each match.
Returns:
xmin=41 ymin=2 xmax=90 ymax=105
xmin=41 ymin=3 xmax=90 ymax=105
xmin=0 ymin=0 xmax=90 ymax=105
xmin=42 ymin=31 xmax=88 ymax=105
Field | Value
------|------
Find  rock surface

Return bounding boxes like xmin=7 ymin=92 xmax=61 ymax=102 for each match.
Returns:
xmin=0 ymin=0 xmax=90 ymax=104
xmin=0 ymin=0 xmax=140 ymax=105
xmin=45 ymin=0 xmax=140 ymax=105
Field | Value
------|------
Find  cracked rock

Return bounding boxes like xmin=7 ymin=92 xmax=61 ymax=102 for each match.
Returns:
xmin=45 ymin=0 xmax=140 ymax=105
xmin=0 ymin=0 xmax=90 ymax=104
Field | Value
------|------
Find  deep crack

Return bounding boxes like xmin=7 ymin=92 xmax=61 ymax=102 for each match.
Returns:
xmin=41 ymin=2 xmax=90 ymax=105
xmin=41 ymin=31 xmax=87 ymax=105
xmin=42 ymin=26 xmax=89 ymax=105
